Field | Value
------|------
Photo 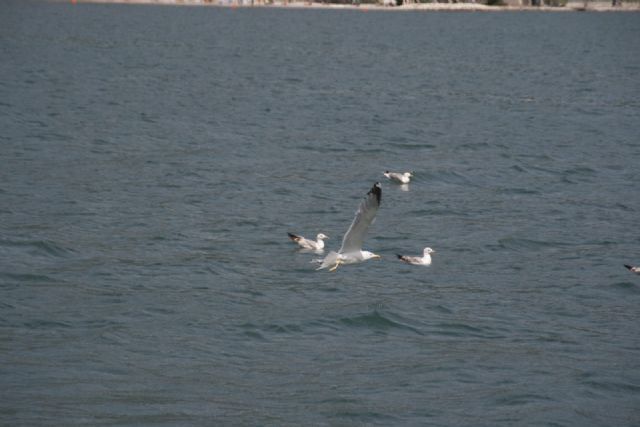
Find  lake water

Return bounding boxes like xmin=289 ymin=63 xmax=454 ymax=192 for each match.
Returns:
xmin=1 ymin=1 xmax=639 ymax=425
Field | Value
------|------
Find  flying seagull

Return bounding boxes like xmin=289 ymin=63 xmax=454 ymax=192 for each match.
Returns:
xmin=288 ymin=232 xmax=328 ymax=251
xmin=397 ymin=247 xmax=435 ymax=266
xmin=624 ymin=264 xmax=640 ymax=275
xmin=384 ymin=171 xmax=413 ymax=184
xmin=317 ymin=183 xmax=382 ymax=272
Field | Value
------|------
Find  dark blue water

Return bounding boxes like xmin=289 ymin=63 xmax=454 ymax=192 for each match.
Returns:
xmin=2 ymin=1 xmax=640 ymax=425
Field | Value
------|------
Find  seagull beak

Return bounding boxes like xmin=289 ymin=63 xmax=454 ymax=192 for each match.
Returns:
xmin=374 ymin=254 xmax=382 ymax=259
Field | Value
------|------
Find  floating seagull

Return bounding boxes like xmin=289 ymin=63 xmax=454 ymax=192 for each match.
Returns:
xmin=384 ymin=171 xmax=413 ymax=184
xmin=317 ymin=183 xmax=382 ymax=272
xmin=397 ymin=247 xmax=435 ymax=266
xmin=288 ymin=232 xmax=328 ymax=251
xmin=624 ymin=264 xmax=640 ymax=275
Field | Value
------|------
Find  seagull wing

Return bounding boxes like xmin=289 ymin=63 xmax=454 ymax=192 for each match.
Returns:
xmin=288 ymin=232 xmax=303 ymax=242
xmin=625 ymin=264 xmax=640 ymax=274
xmin=339 ymin=183 xmax=381 ymax=254
xmin=398 ymin=255 xmax=420 ymax=265
xmin=317 ymin=251 xmax=340 ymax=270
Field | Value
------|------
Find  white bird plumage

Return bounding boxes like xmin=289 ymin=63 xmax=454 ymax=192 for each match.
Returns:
xmin=384 ymin=171 xmax=413 ymax=184
xmin=317 ymin=183 xmax=382 ymax=272
xmin=397 ymin=247 xmax=435 ymax=265
xmin=288 ymin=232 xmax=328 ymax=251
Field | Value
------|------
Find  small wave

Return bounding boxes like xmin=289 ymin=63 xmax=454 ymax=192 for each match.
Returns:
xmin=610 ymin=281 xmax=639 ymax=294
xmin=498 ymin=187 xmax=540 ymax=196
xmin=386 ymin=141 xmax=435 ymax=150
xmin=509 ymin=164 xmax=527 ymax=173
xmin=339 ymin=310 xmax=423 ymax=335
xmin=408 ymin=207 xmax=469 ymax=218
xmin=489 ymin=237 xmax=570 ymax=252
xmin=493 ymin=392 xmax=554 ymax=406
xmin=0 ymin=238 xmax=74 ymax=258
xmin=432 ymin=322 xmax=500 ymax=339
xmin=273 ymin=187 xmax=293 ymax=196
xmin=456 ymin=141 xmax=491 ymax=151
xmin=353 ymin=147 xmax=390 ymax=155
xmin=23 ymin=319 xmax=72 ymax=330
xmin=283 ymin=77 xmax=303 ymax=85
xmin=0 ymin=272 xmax=56 ymax=284
xmin=298 ymin=145 xmax=348 ymax=153
xmin=238 ymin=310 xmax=425 ymax=340
xmin=419 ymin=170 xmax=473 ymax=187
xmin=565 ymin=166 xmax=597 ymax=175
xmin=328 ymin=409 xmax=401 ymax=424
xmin=238 ymin=321 xmax=312 ymax=341
xmin=613 ymin=202 xmax=634 ymax=212
xmin=434 ymin=304 xmax=454 ymax=315
xmin=233 ymin=219 xmax=260 ymax=228
xmin=561 ymin=166 xmax=597 ymax=184
xmin=582 ymin=377 xmax=640 ymax=394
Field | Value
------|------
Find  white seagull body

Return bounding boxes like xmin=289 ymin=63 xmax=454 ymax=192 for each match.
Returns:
xmin=624 ymin=264 xmax=640 ymax=275
xmin=397 ymin=247 xmax=435 ymax=266
xmin=384 ymin=171 xmax=413 ymax=184
xmin=288 ymin=232 xmax=328 ymax=251
xmin=317 ymin=183 xmax=382 ymax=272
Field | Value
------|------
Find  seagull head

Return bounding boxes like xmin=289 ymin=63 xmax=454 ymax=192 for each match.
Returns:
xmin=317 ymin=233 xmax=329 ymax=240
xmin=362 ymin=251 xmax=381 ymax=260
xmin=423 ymin=247 xmax=435 ymax=256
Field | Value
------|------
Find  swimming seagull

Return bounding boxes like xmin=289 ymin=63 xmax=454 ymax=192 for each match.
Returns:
xmin=317 ymin=183 xmax=382 ymax=272
xmin=624 ymin=264 xmax=640 ymax=275
xmin=288 ymin=232 xmax=329 ymax=251
xmin=384 ymin=171 xmax=413 ymax=184
xmin=397 ymin=247 xmax=435 ymax=266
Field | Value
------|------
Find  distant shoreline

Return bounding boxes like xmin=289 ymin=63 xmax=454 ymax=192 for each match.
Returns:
xmin=70 ymin=0 xmax=640 ymax=12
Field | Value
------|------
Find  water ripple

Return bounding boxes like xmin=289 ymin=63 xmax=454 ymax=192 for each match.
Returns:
xmin=0 ymin=238 xmax=75 ymax=259
xmin=2 ymin=4 xmax=640 ymax=426
xmin=339 ymin=310 xmax=424 ymax=336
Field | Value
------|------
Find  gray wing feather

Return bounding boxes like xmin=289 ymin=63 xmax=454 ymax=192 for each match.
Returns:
xmin=317 ymin=251 xmax=340 ymax=270
xmin=339 ymin=183 xmax=381 ymax=254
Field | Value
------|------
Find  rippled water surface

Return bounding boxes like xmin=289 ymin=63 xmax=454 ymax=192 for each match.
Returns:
xmin=1 ymin=1 xmax=640 ymax=425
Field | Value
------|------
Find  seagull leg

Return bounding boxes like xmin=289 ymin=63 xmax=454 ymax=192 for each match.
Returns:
xmin=329 ymin=260 xmax=342 ymax=272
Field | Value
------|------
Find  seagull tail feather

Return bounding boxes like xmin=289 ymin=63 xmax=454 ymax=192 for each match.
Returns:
xmin=317 ymin=251 xmax=339 ymax=271
xmin=288 ymin=232 xmax=300 ymax=242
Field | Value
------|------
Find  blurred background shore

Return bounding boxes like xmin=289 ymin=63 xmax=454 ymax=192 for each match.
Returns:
xmin=69 ymin=0 xmax=640 ymax=12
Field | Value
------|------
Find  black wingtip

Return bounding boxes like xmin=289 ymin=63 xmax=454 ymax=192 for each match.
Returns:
xmin=369 ymin=182 xmax=382 ymax=204
xmin=287 ymin=232 xmax=298 ymax=240
xmin=624 ymin=264 xmax=633 ymax=270
xmin=396 ymin=254 xmax=403 ymax=259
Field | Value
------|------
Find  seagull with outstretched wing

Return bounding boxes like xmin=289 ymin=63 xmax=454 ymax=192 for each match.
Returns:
xmin=317 ymin=183 xmax=382 ymax=272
